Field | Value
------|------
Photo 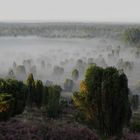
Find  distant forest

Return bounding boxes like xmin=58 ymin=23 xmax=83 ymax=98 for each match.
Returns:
xmin=0 ymin=22 xmax=140 ymax=39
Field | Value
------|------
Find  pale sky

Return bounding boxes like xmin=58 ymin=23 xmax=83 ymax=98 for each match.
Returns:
xmin=0 ymin=0 xmax=140 ymax=23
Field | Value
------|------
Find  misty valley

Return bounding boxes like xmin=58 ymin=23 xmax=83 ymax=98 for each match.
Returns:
xmin=0 ymin=23 xmax=140 ymax=140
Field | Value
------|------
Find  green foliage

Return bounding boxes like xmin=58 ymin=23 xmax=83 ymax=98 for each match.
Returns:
xmin=0 ymin=74 xmax=64 ymax=121
xmin=60 ymin=97 xmax=68 ymax=109
xmin=0 ymin=73 xmax=64 ymax=121
xmin=73 ymin=65 xmax=131 ymax=136
xmin=26 ymin=73 xmax=64 ymax=117
xmin=26 ymin=73 xmax=35 ymax=107
xmin=47 ymin=85 xmax=61 ymax=118
xmin=0 ymin=79 xmax=27 ymax=118
xmin=74 ymin=110 xmax=86 ymax=123
xmin=34 ymin=80 xmax=43 ymax=108
xmin=0 ymin=93 xmax=15 ymax=121
xmin=42 ymin=86 xmax=49 ymax=107
xmin=6 ymin=79 xmax=27 ymax=114
xmin=26 ymin=73 xmax=35 ymax=89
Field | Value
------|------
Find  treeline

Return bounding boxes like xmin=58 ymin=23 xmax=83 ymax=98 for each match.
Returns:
xmin=0 ymin=73 xmax=63 ymax=121
xmin=0 ymin=22 xmax=133 ymax=39
xmin=123 ymin=28 xmax=140 ymax=44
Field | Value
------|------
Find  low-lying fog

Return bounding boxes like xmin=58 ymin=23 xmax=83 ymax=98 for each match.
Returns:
xmin=0 ymin=37 xmax=140 ymax=95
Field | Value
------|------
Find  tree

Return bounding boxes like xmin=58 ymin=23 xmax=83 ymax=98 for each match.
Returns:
xmin=0 ymin=93 xmax=15 ymax=121
xmin=0 ymin=79 xmax=27 ymax=120
xmin=73 ymin=65 xmax=131 ymax=136
xmin=5 ymin=79 xmax=27 ymax=114
xmin=72 ymin=69 xmax=79 ymax=81
xmin=47 ymin=85 xmax=61 ymax=118
xmin=26 ymin=73 xmax=35 ymax=107
xmin=42 ymin=86 xmax=49 ymax=108
xmin=35 ymin=80 xmax=43 ymax=108
xmin=64 ymin=79 xmax=74 ymax=91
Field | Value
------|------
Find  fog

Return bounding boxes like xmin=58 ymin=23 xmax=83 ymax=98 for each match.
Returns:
xmin=0 ymin=36 xmax=140 ymax=95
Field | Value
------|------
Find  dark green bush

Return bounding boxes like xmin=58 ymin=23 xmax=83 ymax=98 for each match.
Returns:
xmin=130 ymin=121 xmax=140 ymax=132
xmin=60 ymin=97 xmax=68 ymax=109
xmin=47 ymin=86 xmax=61 ymax=118
xmin=74 ymin=110 xmax=86 ymax=123
xmin=0 ymin=93 xmax=15 ymax=121
xmin=0 ymin=79 xmax=27 ymax=120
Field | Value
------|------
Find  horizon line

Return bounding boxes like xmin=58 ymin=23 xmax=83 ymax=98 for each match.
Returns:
xmin=0 ymin=20 xmax=140 ymax=25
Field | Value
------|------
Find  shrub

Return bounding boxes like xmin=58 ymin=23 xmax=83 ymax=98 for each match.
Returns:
xmin=60 ymin=97 xmax=68 ymax=109
xmin=0 ymin=79 xmax=27 ymax=120
xmin=74 ymin=110 xmax=86 ymax=122
xmin=47 ymin=86 xmax=61 ymax=118
xmin=0 ymin=93 xmax=15 ymax=121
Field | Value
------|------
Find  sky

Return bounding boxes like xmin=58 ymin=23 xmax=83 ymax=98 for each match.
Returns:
xmin=0 ymin=0 xmax=140 ymax=23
